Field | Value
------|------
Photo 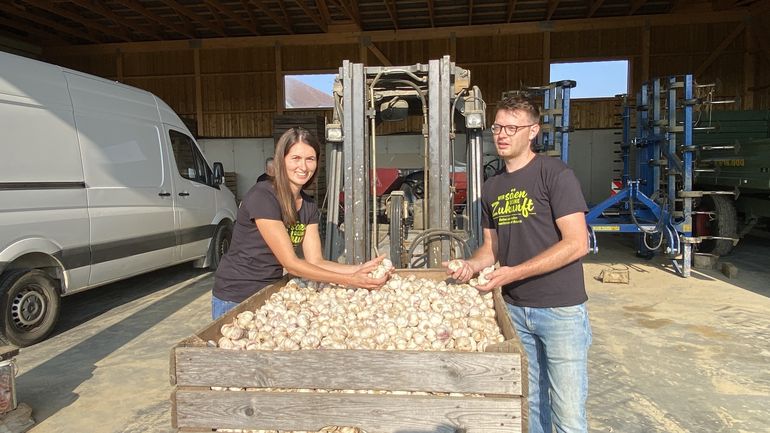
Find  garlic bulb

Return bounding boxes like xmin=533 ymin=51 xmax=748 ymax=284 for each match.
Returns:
xmin=448 ymin=259 xmax=464 ymax=272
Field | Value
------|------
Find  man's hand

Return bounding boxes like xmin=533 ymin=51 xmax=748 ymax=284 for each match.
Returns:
xmin=475 ymin=266 xmax=520 ymax=292
xmin=442 ymin=259 xmax=474 ymax=283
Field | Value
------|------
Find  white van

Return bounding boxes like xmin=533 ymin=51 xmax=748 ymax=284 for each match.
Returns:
xmin=0 ymin=52 xmax=238 ymax=346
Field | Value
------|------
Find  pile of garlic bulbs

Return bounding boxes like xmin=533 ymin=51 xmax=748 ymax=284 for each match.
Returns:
xmin=214 ymin=274 xmax=504 ymax=352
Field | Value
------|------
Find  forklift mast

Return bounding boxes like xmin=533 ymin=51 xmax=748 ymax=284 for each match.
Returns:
xmin=323 ymin=56 xmax=486 ymax=268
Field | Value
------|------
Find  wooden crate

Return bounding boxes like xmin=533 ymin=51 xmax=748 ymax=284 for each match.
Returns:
xmin=170 ymin=270 xmax=528 ymax=433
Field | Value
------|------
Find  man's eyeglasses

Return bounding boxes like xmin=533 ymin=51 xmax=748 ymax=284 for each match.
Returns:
xmin=490 ymin=123 xmax=534 ymax=136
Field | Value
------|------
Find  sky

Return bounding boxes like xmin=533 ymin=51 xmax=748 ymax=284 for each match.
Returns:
xmin=550 ymin=60 xmax=629 ymax=99
xmin=291 ymin=74 xmax=336 ymax=95
xmin=289 ymin=61 xmax=629 ymax=102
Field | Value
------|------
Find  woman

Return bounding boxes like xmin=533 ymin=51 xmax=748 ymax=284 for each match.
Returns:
xmin=211 ymin=127 xmax=389 ymax=319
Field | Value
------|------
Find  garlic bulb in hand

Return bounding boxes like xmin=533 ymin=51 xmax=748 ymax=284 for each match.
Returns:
xmin=470 ymin=265 xmax=495 ymax=288
xmin=368 ymin=258 xmax=395 ymax=279
xmin=448 ymin=260 xmax=464 ymax=273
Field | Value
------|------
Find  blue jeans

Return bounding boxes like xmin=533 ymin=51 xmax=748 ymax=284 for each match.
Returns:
xmin=507 ymin=303 xmax=592 ymax=433
xmin=211 ymin=295 xmax=240 ymax=320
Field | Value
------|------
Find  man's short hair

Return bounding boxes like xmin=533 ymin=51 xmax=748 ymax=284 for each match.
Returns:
xmin=497 ymin=95 xmax=540 ymax=124
xmin=265 ymin=157 xmax=274 ymax=168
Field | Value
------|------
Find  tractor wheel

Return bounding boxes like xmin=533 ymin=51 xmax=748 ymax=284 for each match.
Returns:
xmin=694 ymin=195 xmax=737 ymax=256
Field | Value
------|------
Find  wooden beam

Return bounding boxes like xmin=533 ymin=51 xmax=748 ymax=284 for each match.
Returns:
xmin=331 ymin=0 xmax=362 ymax=29
xmin=427 ymin=0 xmax=435 ymax=27
xmin=24 ymin=0 xmax=132 ymax=42
xmin=642 ymin=23 xmax=650 ymax=83
xmin=275 ymin=44 xmax=284 ymax=114
xmin=68 ymin=0 xmax=161 ymax=41
xmin=507 ymin=0 xmax=518 ymax=22
xmin=240 ymin=0 xmax=261 ymax=33
xmin=469 ymin=0 xmax=474 ymax=25
xmin=385 ymin=0 xmax=399 ymax=29
xmin=207 ymin=3 xmax=228 ymax=33
xmin=0 ymin=3 xmax=101 ymax=43
xmin=628 ymin=0 xmax=648 ymax=15
xmin=118 ymin=0 xmax=196 ymax=38
xmin=116 ymin=51 xmax=123 ymax=82
xmin=0 ymin=15 xmax=68 ymax=45
xmin=743 ymin=23 xmax=755 ymax=109
xmin=587 ymin=0 xmax=605 ymax=17
xmin=316 ymin=0 xmax=332 ymax=26
xmin=368 ymin=41 xmax=393 ymax=66
xmin=161 ymin=0 xmax=228 ymax=37
xmin=546 ymin=0 xmax=560 ymax=20
xmin=694 ymin=22 xmax=745 ymax=77
xmin=46 ymin=10 xmax=750 ymax=55
xmin=542 ymin=32 xmax=551 ymax=84
xmin=205 ymin=0 xmax=260 ymax=35
xmin=250 ymin=0 xmax=294 ymax=34
xmin=293 ymin=0 xmax=328 ymax=32
xmin=359 ymin=36 xmax=368 ymax=63
xmin=277 ymin=1 xmax=294 ymax=32
xmin=194 ymin=48 xmax=203 ymax=136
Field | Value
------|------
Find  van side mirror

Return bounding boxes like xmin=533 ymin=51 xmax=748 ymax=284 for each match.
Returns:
xmin=212 ymin=162 xmax=225 ymax=185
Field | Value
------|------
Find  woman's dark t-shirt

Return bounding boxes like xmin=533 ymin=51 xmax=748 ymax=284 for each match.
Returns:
xmin=213 ymin=181 xmax=318 ymax=303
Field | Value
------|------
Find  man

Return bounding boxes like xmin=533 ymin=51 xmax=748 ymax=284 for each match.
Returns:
xmin=446 ymin=95 xmax=591 ymax=433
xmin=257 ymin=156 xmax=275 ymax=182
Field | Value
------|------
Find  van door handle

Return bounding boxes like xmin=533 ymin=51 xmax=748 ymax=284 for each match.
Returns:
xmin=158 ymin=192 xmax=171 ymax=197
xmin=178 ymin=192 xmax=190 ymax=196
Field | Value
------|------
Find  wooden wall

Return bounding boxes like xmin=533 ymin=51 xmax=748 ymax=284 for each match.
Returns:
xmin=45 ymin=12 xmax=765 ymax=138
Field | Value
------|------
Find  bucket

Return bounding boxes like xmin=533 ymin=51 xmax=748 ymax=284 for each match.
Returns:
xmin=0 ymin=359 xmax=17 ymax=415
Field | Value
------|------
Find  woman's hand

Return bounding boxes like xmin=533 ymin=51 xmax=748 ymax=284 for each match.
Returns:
xmin=443 ymin=259 xmax=474 ymax=283
xmin=355 ymin=255 xmax=386 ymax=274
xmin=347 ymin=267 xmax=390 ymax=289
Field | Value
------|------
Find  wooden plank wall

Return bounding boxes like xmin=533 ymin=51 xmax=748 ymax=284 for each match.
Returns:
xmin=45 ymin=19 xmax=764 ymax=138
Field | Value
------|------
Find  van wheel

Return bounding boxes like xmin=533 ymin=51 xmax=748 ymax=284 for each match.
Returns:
xmin=0 ymin=270 xmax=61 ymax=347
xmin=209 ymin=222 xmax=233 ymax=270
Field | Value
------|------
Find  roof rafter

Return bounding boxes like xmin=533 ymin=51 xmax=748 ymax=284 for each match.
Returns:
xmin=159 ymin=0 xmax=228 ymax=37
xmin=22 ymin=0 xmax=126 ymax=41
xmin=69 ymin=0 xmax=163 ymax=40
xmin=276 ymin=1 xmax=294 ymax=32
xmin=469 ymin=0 xmax=474 ymax=25
xmin=587 ymin=0 xmax=605 ymax=17
xmin=250 ymin=0 xmax=294 ymax=34
xmin=330 ymin=0 xmax=362 ymax=29
xmin=384 ymin=0 xmax=399 ymax=29
xmin=0 ymin=2 xmax=101 ymax=43
xmin=507 ymin=0 xmax=518 ymax=22
xmin=316 ymin=0 xmax=332 ymax=25
xmin=0 ymin=15 xmax=68 ymax=44
xmin=293 ymin=0 xmax=328 ymax=32
xmin=427 ymin=0 xmax=435 ymax=27
xmin=547 ymin=0 xmax=561 ymax=19
xmin=204 ymin=0 xmax=260 ymax=35
xmin=628 ymin=0 xmax=648 ymax=15
xmin=117 ymin=0 xmax=196 ymax=38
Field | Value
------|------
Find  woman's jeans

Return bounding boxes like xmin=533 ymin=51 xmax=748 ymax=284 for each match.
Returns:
xmin=211 ymin=295 xmax=240 ymax=320
xmin=507 ymin=303 xmax=592 ymax=433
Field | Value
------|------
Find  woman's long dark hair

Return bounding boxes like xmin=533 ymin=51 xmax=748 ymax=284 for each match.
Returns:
xmin=272 ymin=127 xmax=321 ymax=227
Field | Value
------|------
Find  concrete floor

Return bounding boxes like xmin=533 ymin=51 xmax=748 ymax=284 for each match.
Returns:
xmin=11 ymin=234 xmax=770 ymax=433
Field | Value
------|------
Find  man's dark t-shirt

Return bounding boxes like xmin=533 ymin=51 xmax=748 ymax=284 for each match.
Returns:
xmin=481 ymin=154 xmax=588 ymax=308
xmin=257 ymin=173 xmax=271 ymax=182
xmin=213 ymin=181 xmax=319 ymax=303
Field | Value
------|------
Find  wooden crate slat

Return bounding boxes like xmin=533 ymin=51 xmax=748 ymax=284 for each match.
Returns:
xmin=174 ymin=390 xmax=522 ymax=433
xmin=175 ymin=348 xmax=521 ymax=395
